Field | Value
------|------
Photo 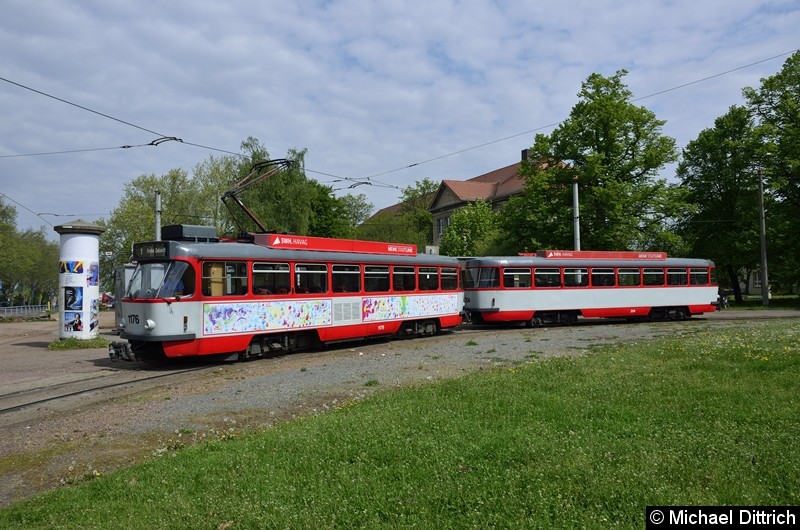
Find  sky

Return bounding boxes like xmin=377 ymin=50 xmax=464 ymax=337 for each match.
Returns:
xmin=1 ymin=0 xmax=799 ymax=240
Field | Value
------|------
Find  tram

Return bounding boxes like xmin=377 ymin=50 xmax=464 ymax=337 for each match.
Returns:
xmin=463 ymin=250 xmax=718 ymax=326
xmin=110 ymin=225 xmax=463 ymax=362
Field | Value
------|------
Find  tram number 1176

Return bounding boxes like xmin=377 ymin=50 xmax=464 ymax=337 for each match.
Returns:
xmin=127 ymin=314 xmax=140 ymax=324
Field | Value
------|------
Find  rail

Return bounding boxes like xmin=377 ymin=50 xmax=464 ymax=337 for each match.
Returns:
xmin=0 ymin=305 xmax=50 ymax=317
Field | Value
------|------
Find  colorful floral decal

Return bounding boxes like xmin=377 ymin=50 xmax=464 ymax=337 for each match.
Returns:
xmin=204 ymin=300 xmax=332 ymax=335
xmin=362 ymin=294 xmax=459 ymax=322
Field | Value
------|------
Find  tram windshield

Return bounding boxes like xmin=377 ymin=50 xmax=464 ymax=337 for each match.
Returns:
xmin=126 ymin=261 xmax=194 ymax=299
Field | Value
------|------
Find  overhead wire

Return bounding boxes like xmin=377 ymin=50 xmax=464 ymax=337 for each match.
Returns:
xmin=1 ymin=48 xmax=797 ymax=200
xmin=362 ymin=49 xmax=800 ymax=180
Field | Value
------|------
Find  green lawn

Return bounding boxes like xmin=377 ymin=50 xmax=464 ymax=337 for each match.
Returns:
xmin=2 ymin=319 xmax=798 ymax=529
xmin=724 ymin=294 xmax=800 ymax=310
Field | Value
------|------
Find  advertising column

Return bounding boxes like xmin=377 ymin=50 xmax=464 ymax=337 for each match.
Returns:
xmin=54 ymin=220 xmax=106 ymax=340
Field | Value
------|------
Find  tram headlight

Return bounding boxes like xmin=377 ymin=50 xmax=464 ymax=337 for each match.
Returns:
xmin=143 ymin=319 xmax=157 ymax=331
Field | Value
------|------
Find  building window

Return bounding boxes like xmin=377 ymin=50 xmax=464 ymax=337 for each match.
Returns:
xmin=436 ymin=216 xmax=451 ymax=236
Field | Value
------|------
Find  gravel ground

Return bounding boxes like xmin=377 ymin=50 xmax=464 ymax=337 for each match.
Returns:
xmin=1 ymin=310 xmax=798 ymax=506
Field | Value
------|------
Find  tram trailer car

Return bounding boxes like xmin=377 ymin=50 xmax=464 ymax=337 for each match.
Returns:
xmin=463 ymin=251 xmax=718 ymax=326
xmin=111 ymin=226 xmax=463 ymax=363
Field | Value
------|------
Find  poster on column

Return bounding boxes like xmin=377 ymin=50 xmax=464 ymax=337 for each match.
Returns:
xmin=87 ymin=262 xmax=100 ymax=331
xmin=60 ymin=261 xmax=85 ymax=337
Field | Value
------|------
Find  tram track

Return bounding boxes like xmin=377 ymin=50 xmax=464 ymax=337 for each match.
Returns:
xmin=0 ymin=365 xmax=213 ymax=422
xmin=0 ymin=310 xmax=794 ymax=426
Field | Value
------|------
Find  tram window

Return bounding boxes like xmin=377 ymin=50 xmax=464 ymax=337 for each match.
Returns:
xmin=441 ymin=267 xmax=459 ymax=290
xmin=690 ymin=268 xmax=709 ymax=285
xmin=253 ymin=262 xmax=290 ymax=295
xmin=643 ymin=268 xmax=665 ymax=286
xmin=295 ymin=264 xmax=327 ymax=294
xmin=464 ymin=268 xmax=480 ymax=288
xmin=564 ymin=268 xmax=589 ymax=287
xmin=710 ymin=267 xmax=718 ymax=285
xmin=333 ymin=264 xmax=360 ymax=293
xmin=157 ymin=261 xmax=195 ymax=298
xmin=393 ymin=266 xmax=416 ymax=291
xmin=202 ymin=261 xmax=248 ymax=296
xmin=617 ymin=268 xmax=640 ymax=287
xmin=365 ymin=265 xmax=390 ymax=293
xmin=534 ymin=268 xmax=561 ymax=288
xmin=419 ymin=267 xmax=439 ymax=291
xmin=503 ymin=268 xmax=532 ymax=288
xmin=477 ymin=268 xmax=500 ymax=288
xmin=667 ymin=268 xmax=688 ymax=286
xmin=179 ymin=266 xmax=195 ymax=296
xmin=590 ymin=268 xmax=615 ymax=287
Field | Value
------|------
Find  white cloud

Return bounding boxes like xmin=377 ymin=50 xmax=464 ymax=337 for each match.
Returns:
xmin=1 ymin=0 xmax=798 ymax=238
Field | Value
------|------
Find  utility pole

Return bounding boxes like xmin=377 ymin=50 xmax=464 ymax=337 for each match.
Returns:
xmin=757 ymin=170 xmax=769 ymax=306
xmin=155 ymin=190 xmax=162 ymax=241
xmin=572 ymin=178 xmax=580 ymax=251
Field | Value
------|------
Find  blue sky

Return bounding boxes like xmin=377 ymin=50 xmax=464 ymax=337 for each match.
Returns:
xmin=1 ymin=0 xmax=799 ymax=238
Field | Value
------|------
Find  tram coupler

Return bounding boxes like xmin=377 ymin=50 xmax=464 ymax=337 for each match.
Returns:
xmin=109 ymin=341 xmax=135 ymax=362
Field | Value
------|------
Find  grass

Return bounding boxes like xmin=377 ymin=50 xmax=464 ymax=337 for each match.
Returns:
xmin=47 ymin=336 xmax=109 ymax=350
xmin=2 ymin=320 xmax=799 ymax=529
xmin=724 ymin=294 xmax=800 ymax=310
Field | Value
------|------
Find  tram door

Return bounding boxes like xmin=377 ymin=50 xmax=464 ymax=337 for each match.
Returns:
xmin=113 ymin=264 xmax=136 ymax=333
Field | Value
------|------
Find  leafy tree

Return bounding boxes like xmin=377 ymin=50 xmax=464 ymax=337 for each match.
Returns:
xmin=15 ymin=228 xmax=59 ymax=305
xmin=308 ymin=181 xmax=351 ymax=238
xmin=233 ymin=146 xmax=360 ymax=238
xmin=193 ymin=154 xmax=240 ymax=234
xmin=0 ymin=200 xmax=58 ymax=305
xmin=743 ymin=51 xmax=800 ymax=289
xmin=101 ymin=138 xmax=372 ymax=288
xmin=0 ymin=198 xmax=19 ymax=301
xmin=354 ymin=209 xmax=424 ymax=246
xmin=99 ymin=168 xmax=202 ymax=289
xmin=439 ymin=200 xmax=499 ymax=256
xmin=354 ymin=178 xmax=439 ymax=249
xmin=399 ymin=178 xmax=438 ymax=246
xmin=501 ymin=70 xmax=681 ymax=252
xmin=676 ymin=105 xmax=763 ymax=300
xmin=338 ymin=193 xmax=373 ymax=235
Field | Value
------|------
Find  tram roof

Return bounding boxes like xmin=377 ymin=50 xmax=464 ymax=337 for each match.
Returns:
xmin=464 ymin=255 xmax=715 ymax=268
xmin=139 ymin=239 xmax=462 ymax=266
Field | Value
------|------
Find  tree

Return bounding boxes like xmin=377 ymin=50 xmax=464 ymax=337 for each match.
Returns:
xmin=233 ymin=145 xmax=362 ymax=238
xmin=193 ymin=153 xmax=240 ymax=234
xmin=439 ymin=200 xmax=499 ymax=256
xmin=676 ymin=105 xmax=763 ymax=300
xmin=354 ymin=178 xmax=439 ymax=249
xmin=0 ymin=198 xmax=19 ymax=301
xmin=338 ymin=193 xmax=373 ymax=234
xmin=354 ymin=209 xmax=426 ymax=246
xmin=398 ymin=178 xmax=438 ymax=246
xmin=102 ymin=138 xmax=373 ymax=283
xmin=0 ymin=200 xmax=58 ymax=305
xmin=501 ymin=70 xmax=681 ymax=252
xmin=307 ymin=181 xmax=351 ymax=238
xmin=743 ymin=51 xmax=800 ymax=289
xmin=99 ymin=168 xmax=202 ymax=290
xmin=15 ymin=228 xmax=59 ymax=305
